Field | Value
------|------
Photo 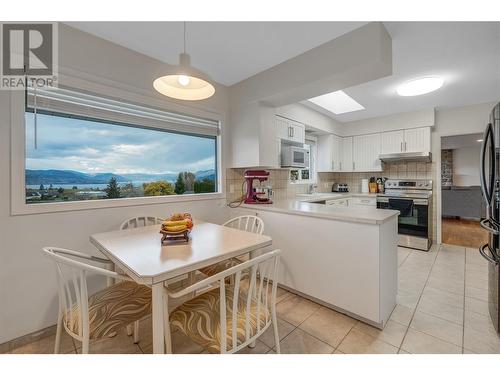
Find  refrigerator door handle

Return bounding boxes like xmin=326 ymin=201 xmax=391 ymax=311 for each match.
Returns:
xmin=480 ymin=218 xmax=500 ymax=235
xmin=480 ymin=123 xmax=495 ymax=209
xmin=480 ymin=243 xmax=499 ymax=265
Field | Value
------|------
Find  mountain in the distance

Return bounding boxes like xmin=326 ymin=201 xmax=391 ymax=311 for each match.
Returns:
xmin=26 ymin=169 xmax=216 ymax=185
xmin=120 ymin=173 xmax=178 ymax=182
xmin=25 ymin=170 xmax=128 ymax=185
xmin=195 ymin=170 xmax=216 ymax=181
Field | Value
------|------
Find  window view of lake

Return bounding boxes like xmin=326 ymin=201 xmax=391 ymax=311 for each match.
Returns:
xmin=25 ymin=112 xmax=217 ymax=204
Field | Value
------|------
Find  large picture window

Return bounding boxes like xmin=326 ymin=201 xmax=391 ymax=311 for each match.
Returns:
xmin=23 ymin=87 xmax=219 ymax=205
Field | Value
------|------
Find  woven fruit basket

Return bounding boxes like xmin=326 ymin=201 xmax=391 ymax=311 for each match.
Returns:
xmin=160 ymin=213 xmax=193 ymax=245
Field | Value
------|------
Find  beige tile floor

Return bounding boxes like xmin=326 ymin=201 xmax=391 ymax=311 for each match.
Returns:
xmin=6 ymin=244 xmax=500 ymax=354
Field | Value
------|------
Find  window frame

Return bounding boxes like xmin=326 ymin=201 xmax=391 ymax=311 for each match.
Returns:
xmin=10 ymin=88 xmax=224 ymax=216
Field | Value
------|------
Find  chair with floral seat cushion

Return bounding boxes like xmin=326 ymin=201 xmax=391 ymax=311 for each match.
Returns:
xmin=198 ymin=216 xmax=265 ymax=277
xmin=166 ymin=249 xmax=281 ymax=354
xmin=43 ymin=247 xmax=152 ymax=354
xmin=119 ymin=216 xmax=164 ymax=341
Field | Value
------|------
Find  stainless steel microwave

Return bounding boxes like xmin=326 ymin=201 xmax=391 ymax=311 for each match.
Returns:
xmin=281 ymin=145 xmax=310 ymax=168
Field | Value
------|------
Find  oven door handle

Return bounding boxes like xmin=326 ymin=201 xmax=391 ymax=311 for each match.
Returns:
xmin=479 ymin=243 xmax=499 ymax=265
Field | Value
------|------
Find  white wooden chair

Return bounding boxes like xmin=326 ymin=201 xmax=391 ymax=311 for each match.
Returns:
xmin=119 ymin=216 xmax=164 ymax=230
xmin=119 ymin=216 xmax=164 ymax=342
xmin=199 ymin=215 xmax=265 ymax=277
xmin=165 ymin=249 xmax=281 ymax=354
xmin=42 ymin=247 xmax=152 ymax=354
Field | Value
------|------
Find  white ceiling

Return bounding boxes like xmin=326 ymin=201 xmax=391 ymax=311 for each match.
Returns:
xmin=304 ymin=22 xmax=500 ymax=122
xmin=66 ymin=21 xmax=500 ymax=123
xmin=65 ymin=21 xmax=366 ymax=86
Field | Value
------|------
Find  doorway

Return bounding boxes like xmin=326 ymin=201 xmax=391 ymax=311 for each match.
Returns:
xmin=440 ymin=133 xmax=488 ymax=248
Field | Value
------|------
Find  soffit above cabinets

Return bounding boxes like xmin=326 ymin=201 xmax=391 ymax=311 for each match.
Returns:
xmin=65 ymin=21 xmax=367 ymax=86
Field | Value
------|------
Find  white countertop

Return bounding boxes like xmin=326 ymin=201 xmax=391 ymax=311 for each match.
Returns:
xmin=241 ymin=194 xmax=399 ymax=225
xmin=295 ymin=192 xmax=378 ymax=200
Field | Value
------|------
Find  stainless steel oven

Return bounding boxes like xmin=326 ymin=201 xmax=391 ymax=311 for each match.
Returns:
xmin=376 ymin=179 xmax=433 ymax=251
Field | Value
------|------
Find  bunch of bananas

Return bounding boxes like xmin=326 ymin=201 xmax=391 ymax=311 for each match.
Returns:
xmin=161 ymin=213 xmax=194 ymax=233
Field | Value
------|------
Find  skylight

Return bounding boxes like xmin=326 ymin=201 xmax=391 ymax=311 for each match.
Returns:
xmin=308 ymin=90 xmax=365 ymax=115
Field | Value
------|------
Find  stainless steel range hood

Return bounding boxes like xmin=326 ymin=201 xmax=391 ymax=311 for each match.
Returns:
xmin=379 ymin=151 xmax=432 ymax=162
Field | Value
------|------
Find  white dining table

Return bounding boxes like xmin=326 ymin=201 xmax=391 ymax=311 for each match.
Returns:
xmin=90 ymin=221 xmax=272 ymax=354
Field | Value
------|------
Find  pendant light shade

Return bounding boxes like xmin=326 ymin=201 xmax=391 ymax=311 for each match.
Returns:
xmin=153 ymin=24 xmax=215 ymax=101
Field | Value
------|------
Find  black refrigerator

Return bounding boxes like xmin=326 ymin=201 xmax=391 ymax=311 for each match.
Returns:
xmin=479 ymin=102 xmax=500 ymax=332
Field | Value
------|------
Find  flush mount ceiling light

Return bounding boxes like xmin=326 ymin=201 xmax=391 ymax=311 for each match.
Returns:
xmin=308 ymin=90 xmax=365 ymax=115
xmin=397 ymin=77 xmax=444 ymax=97
xmin=153 ymin=22 xmax=215 ymax=101
xmin=477 ymin=139 xmax=484 ymax=142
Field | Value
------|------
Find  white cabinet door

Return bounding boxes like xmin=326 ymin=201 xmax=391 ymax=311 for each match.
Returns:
xmin=317 ymin=134 xmax=342 ymax=172
xmin=275 ymin=117 xmax=291 ymax=139
xmin=332 ymin=135 xmax=342 ymax=172
xmin=404 ymin=127 xmax=430 ymax=153
xmin=275 ymin=117 xmax=305 ymax=143
xmin=381 ymin=130 xmax=404 ymax=154
xmin=291 ymin=122 xmax=305 ymax=143
xmin=317 ymin=135 xmax=333 ymax=172
xmin=340 ymin=137 xmax=353 ymax=172
xmin=351 ymin=197 xmax=377 ymax=207
xmin=353 ymin=133 xmax=381 ymax=172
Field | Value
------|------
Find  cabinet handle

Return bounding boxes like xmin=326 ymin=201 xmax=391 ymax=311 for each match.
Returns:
xmin=405 ymin=142 xmax=407 ymax=151
xmin=340 ymin=162 xmax=342 ymax=171
xmin=292 ymin=127 xmax=295 ymax=138
xmin=331 ymin=161 xmax=334 ymax=171
xmin=353 ymin=162 xmax=355 ymax=171
xmin=400 ymin=142 xmax=403 ymax=152
xmin=288 ymin=126 xmax=291 ymax=138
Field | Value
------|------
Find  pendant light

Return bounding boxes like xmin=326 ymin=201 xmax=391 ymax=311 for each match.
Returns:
xmin=153 ymin=22 xmax=215 ymax=101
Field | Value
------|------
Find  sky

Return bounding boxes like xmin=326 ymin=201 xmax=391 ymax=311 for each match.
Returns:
xmin=25 ymin=112 xmax=216 ymax=175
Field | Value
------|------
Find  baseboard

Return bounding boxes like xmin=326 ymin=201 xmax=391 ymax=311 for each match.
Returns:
xmin=0 ymin=324 xmax=57 ymax=354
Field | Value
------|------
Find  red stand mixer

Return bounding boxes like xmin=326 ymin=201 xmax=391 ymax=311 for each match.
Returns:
xmin=244 ymin=170 xmax=273 ymax=204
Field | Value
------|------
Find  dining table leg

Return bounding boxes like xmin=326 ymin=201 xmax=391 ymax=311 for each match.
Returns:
xmin=152 ymin=283 xmax=165 ymax=354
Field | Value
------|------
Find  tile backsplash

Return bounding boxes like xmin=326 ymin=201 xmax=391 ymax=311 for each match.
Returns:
xmin=226 ymin=159 xmax=437 ymax=242
xmin=226 ymin=160 xmax=434 ymax=202
xmin=324 ymin=160 xmax=435 ymax=193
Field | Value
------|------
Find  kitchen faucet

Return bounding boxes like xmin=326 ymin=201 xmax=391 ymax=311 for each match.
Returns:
xmin=308 ymin=183 xmax=318 ymax=194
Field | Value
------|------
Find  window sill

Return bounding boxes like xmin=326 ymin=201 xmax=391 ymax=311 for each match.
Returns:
xmin=11 ymin=192 xmax=225 ymax=216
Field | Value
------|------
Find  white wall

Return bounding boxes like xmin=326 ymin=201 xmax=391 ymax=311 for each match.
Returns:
xmin=0 ymin=24 xmax=231 ymax=344
xmin=453 ymin=146 xmax=481 ymax=186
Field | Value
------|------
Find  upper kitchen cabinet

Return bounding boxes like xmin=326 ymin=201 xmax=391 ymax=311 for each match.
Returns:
xmin=275 ymin=116 xmax=305 ymax=144
xmin=317 ymin=134 xmax=341 ymax=172
xmin=381 ymin=130 xmax=405 ymax=154
xmin=353 ymin=133 xmax=382 ymax=172
xmin=380 ymin=127 xmax=431 ymax=154
xmin=404 ymin=127 xmax=431 ymax=153
xmin=230 ymin=103 xmax=281 ymax=168
xmin=340 ymin=137 xmax=354 ymax=172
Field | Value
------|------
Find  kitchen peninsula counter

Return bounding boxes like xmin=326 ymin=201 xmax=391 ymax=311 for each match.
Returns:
xmin=233 ymin=196 xmax=399 ymax=328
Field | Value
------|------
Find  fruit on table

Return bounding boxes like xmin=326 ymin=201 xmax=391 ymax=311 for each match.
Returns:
xmin=161 ymin=212 xmax=193 ymax=232
xmin=163 ymin=219 xmax=192 ymax=227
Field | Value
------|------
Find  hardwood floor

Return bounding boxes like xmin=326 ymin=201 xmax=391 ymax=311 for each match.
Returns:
xmin=442 ymin=218 xmax=489 ymax=248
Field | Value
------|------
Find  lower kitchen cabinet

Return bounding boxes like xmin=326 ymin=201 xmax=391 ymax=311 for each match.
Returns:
xmin=235 ymin=207 xmax=398 ymax=327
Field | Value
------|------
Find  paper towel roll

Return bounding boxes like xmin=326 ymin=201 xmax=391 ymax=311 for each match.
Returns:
xmin=361 ymin=179 xmax=369 ymax=193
